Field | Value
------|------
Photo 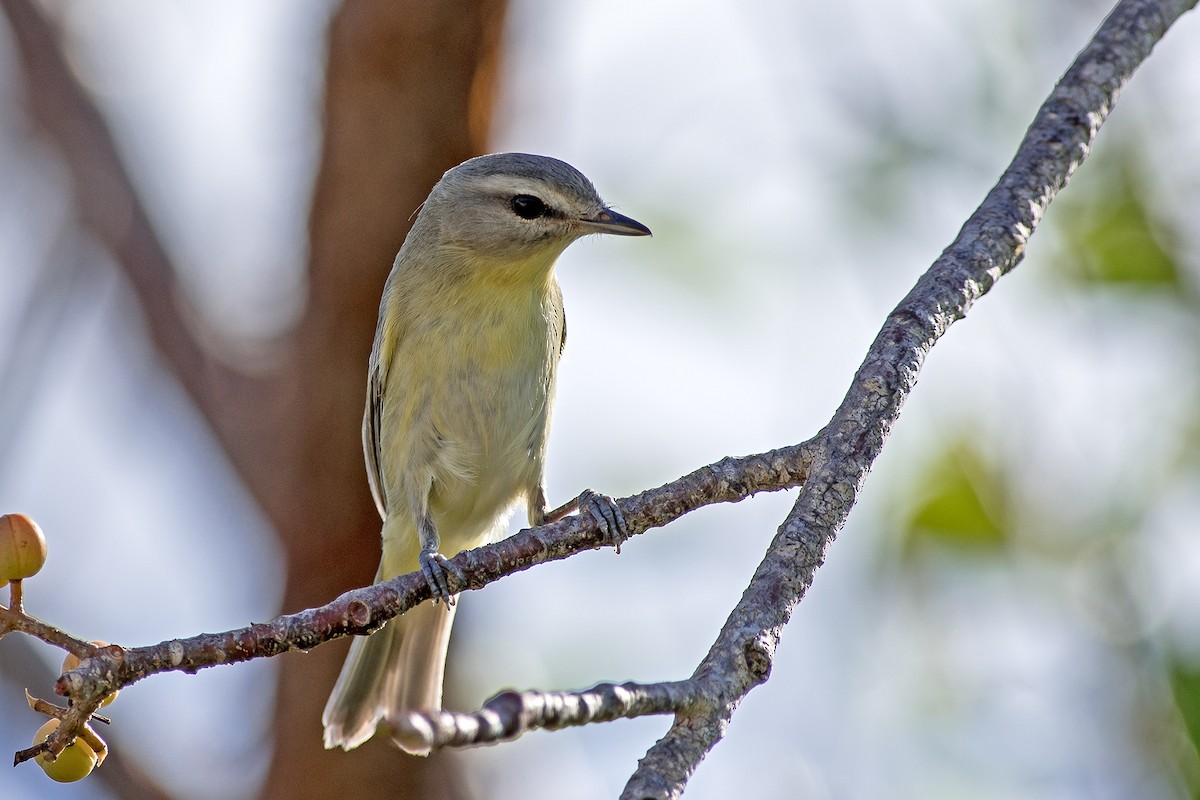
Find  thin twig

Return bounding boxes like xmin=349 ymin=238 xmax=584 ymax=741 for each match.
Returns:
xmin=0 ymin=602 xmax=96 ymax=660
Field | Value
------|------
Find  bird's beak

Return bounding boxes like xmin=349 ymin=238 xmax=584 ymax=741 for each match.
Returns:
xmin=579 ymin=208 xmax=652 ymax=237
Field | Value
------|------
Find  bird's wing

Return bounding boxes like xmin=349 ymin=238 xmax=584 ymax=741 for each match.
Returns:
xmin=559 ymin=306 xmax=567 ymax=355
xmin=362 ymin=299 xmax=394 ymax=521
xmin=363 ymin=364 xmax=387 ymax=520
xmin=555 ymin=281 xmax=567 ymax=356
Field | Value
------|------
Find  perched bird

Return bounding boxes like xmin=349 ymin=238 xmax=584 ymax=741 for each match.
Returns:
xmin=322 ymin=153 xmax=651 ymax=754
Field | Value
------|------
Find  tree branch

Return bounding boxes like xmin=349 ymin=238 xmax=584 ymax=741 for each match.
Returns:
xmin=0 ymin=636 xmax=174 ymax=800
xmin=398 ymin=680 xmax=702 ymax=750
xmin=620 ymin=0 xmax=1197 ymax=797
xmin=0 ymin=590 xmax=92 ymax=659
xmin=391 ymin=3 xmax=1198 ymax=789
xmin=9 ymin=441 xmax=813 ymax=764
xmin=4 ymin=0 xmax=1195 ymax=795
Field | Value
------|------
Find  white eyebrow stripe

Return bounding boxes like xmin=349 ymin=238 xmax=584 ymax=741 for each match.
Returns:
xmin=465 ymin=174 xmax=588 ymax=214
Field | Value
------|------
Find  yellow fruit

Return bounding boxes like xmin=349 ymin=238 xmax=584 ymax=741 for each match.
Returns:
xmin=61 ymin=642 xmax=120 ymax=707
xmin=32 ymin=719 xmax=97 ymax=783
xmin=0 ymin=514 xmax=47 ymax=581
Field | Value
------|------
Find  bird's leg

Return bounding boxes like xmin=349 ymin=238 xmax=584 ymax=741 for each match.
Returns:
xmin=416 ymin=513 xmax=465 ymax=605
xmin=536 ymin=487 xmax=629 ymax=553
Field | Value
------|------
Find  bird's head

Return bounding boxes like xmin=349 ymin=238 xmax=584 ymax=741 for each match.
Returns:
xmin=413 ymin=153 xmax=650 ymax=272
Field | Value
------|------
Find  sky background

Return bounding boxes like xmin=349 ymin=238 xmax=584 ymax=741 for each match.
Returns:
xmin=2 ymin=1 xmax=1200 ymax=798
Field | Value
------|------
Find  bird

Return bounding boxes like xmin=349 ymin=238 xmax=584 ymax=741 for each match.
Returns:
xmin=322 ymin=152 xmax=651 ymax=754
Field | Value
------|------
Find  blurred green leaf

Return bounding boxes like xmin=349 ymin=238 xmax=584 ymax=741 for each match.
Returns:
xmin=1167 ymin=656 xmax=1200 ymax=798
xmin=1055 ymin=154 xmax=1182 ymax=290
xmin=1171 ymin=658 xmax=1200 ymax=762
xmin=899 ymin=439 xmax=1010 ymax=556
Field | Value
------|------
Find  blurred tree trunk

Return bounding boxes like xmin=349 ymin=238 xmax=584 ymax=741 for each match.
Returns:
xmin=261 ymin=2 xmax=506 ymax=798
xmin=1 ymin=0 xmax=507 ymax=797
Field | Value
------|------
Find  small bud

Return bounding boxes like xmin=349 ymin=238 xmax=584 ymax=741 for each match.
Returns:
xmin=32 ymin=719 xmax=97 ymax=783
xmin=0 ymin=514 xmax=47 ymax=581
xmin=61 ymin=642 xmax=120 ymax=707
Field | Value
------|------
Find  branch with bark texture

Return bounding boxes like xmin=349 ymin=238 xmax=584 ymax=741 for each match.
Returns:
xmin=355 ymin=7 xmax=1195 ymax=793
xmin=4 ymin=0 xmax=1196 ymax=795
xmin=617 ymin=1 xmax=1198 ymax=797
xmin=6 ymin=442 xmax=814 ymax=765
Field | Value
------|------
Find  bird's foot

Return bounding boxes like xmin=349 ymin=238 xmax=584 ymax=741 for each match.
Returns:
xmin=418 ymin=548 xmax=465 ymax=605
xmin=577 ymin=488 xmax=629 ymax=553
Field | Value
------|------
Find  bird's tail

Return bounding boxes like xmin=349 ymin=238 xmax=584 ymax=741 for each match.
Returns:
xmin=321 ymin=594 xmax=456 ymax=755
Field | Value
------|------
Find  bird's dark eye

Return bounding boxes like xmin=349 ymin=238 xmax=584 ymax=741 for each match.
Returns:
xmin=511 ymin=194 xmax=547 ymax=220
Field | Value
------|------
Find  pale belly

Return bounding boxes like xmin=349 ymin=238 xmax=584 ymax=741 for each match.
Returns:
xmin=425 ymin=366 xmax=551 ymax=545
xmin=377 ymin=319 xmax=558 ymax=564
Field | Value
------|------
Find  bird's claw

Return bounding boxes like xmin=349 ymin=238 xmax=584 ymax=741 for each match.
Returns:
xmin=578 ymin=488 xmax=628 ymax=553
xmin=418 ymin=548 xmax=464 ymax=606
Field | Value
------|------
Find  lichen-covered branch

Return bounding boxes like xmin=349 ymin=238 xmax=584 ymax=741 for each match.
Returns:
xmin=346 ymin=1 xmax=1196 ymax=784
xmin=396 ymin=680 xmax=701 ymax=750
xmin=620 ymin=0 xmax=1197 ymax=797
xmin=10 ymin=441 xmax=814 ymax=765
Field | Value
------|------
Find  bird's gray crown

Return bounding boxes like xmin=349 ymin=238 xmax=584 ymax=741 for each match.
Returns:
xmin=437 ymin=153 xmax=601 ymax=206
